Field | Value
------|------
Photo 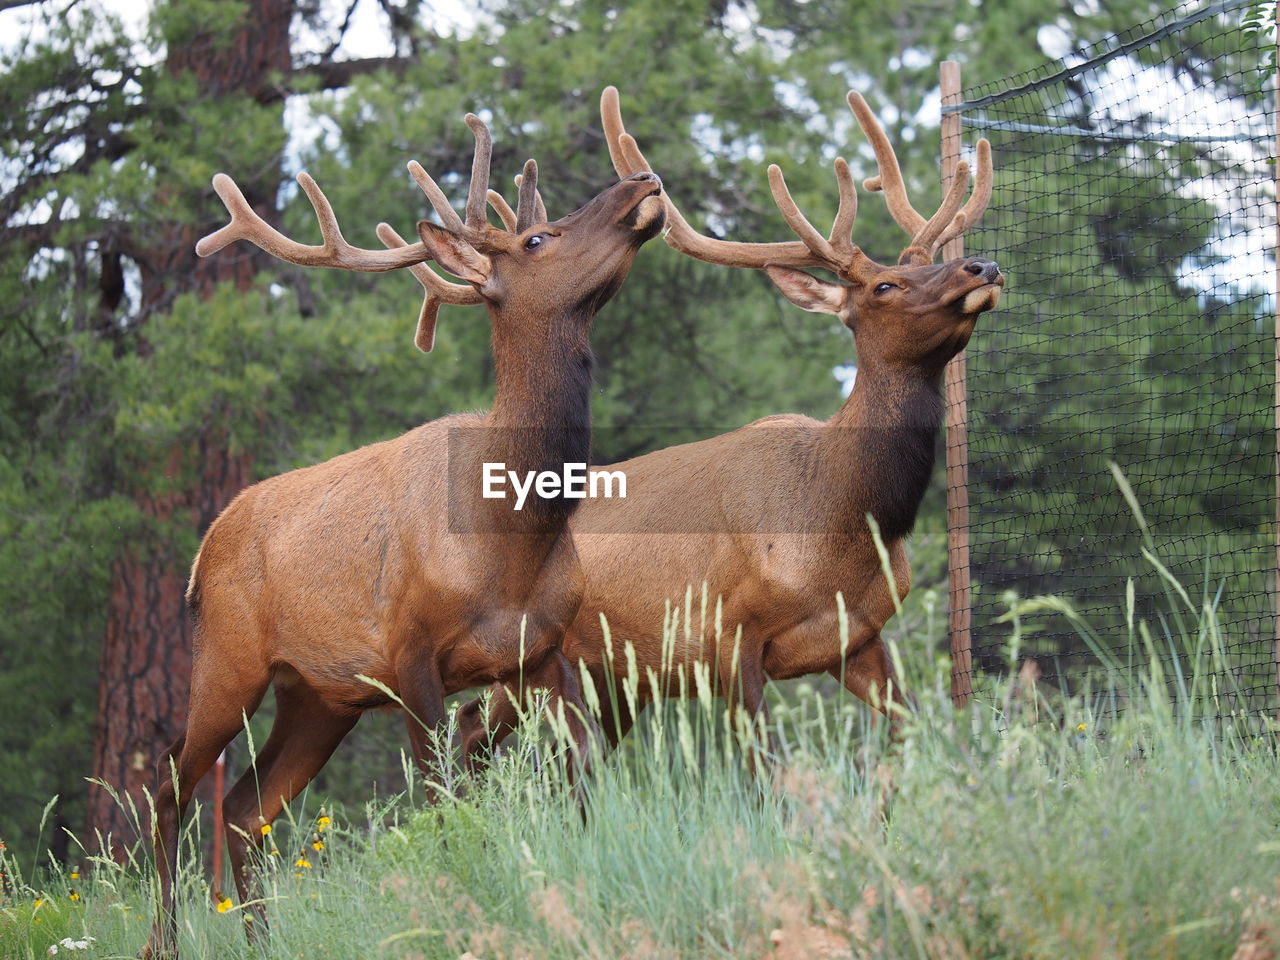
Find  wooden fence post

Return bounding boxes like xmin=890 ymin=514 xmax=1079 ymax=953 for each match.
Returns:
xmin=941 ymin=61 xmax=974 ymax=706
xmin=1273 ymin=17 xmax=1279 ymax=717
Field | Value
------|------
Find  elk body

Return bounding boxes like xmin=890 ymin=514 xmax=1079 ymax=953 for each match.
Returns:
xmin=142 ymin=111 xmax=664 ymax=959
xmin=459 ymin=88 xmax=1002 ymax=759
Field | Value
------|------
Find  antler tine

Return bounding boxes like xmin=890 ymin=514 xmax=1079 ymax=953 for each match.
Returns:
xmin=377 ymin=221 xmax=483 ymax=353
xmin=487 ymin=189 xmax=518 ymax=231
xmin=767 ymin=164 xmax=838 ymax=263
xmin=600 ymin=86 xmax=645 ymax=178
xmin=407 ymin=161 xmax=465 ymax=233
xmin=196 ymin=171 xmax=434 ymax=272
xmin=827 ymin=157 xmax=858 ymax=256
xmin=911 ymin=159 xmax=969 ymax=255
xmin=933 ymin=138 xmax=993 ymax=251
xmin=463 ymin=114 xmax=493 ymax=230
xmin=846 ymin=91 xmax=929 ymax=240
xmin=488 ymin=179 xmax=544 ymax=233
xmin=599 ymin=86 xmax=834 ymax=272
xmin=514 ymin=159 xmax=543 ymax=232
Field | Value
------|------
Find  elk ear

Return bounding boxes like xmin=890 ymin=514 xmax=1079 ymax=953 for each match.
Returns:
xmin=764 ymin=266 xmax=848 ymax=315
xmin=416 ymin=221 xmax=492 ymax=286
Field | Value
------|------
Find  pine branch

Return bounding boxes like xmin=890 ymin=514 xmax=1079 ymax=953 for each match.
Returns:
xmin=258 ymin=55 xmax=413 ymax=103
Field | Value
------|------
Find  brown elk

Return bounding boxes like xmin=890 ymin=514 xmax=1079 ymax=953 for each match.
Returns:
xmin=142 ymin=111 xmax=664 ymax=958
xmin=458 ymin=87 xmax=1001 ymax=762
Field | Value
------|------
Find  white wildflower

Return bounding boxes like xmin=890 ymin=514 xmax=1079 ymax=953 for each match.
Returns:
xmin=47 ymin=936 xmax=95 ymax=955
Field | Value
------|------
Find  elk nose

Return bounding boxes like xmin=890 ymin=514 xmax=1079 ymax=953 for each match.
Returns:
xmin=627 ymin=171 xmax=661 ymax=186
xmin=965 ymin=258 xmax=1001 ymax=282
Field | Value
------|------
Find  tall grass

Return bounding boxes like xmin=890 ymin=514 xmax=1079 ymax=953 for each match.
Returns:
xmin=2 ymin=544 xmax=1278 ymax=959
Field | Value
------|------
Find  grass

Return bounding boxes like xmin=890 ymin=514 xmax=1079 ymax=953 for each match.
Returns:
xmin=2 ymin=546 xmax=1278 ymax=959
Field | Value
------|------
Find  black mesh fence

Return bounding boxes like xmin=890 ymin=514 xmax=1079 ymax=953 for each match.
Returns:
xmin=951 ymin=0 xmax=1276 ymax=717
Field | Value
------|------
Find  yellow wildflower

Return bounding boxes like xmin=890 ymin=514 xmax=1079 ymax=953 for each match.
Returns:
xmin=216 ymin=896 xmax=233 ymax=914
xmin=295 ymin=857 xmax=311 ymax=870
xmin=312 ymin=840 xmax=324 ymax=852
xmin=68 ymin=890 xmax=80 ymax=902
xmin=1076 ymin=723 xmax=1087 ymax=733
xmin=259 ymin=824 xmax=272 ymax=836
xmin=69 ymin=871 xmax=79 ymax=880
xmin=316 ymin=815 xmax=331 ymax=832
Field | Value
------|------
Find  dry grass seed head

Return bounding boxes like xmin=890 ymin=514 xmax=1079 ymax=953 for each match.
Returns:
xmin=1232 ymin=883 xmax=1280 ymax=960
xmin=530 ymin=882 xmax=583 ymax=944
xmin=616 ymin=917 xmax=667 ymax=960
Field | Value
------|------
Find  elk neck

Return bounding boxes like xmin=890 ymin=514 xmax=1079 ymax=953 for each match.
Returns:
xmin=485 ymin=305 xmax=595 ymax=480
xmin=819 ymin=360 xmax=946 ymax=543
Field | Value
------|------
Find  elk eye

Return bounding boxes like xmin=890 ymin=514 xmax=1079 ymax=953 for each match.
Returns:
xmin=874 ymin=282 xmax=898 ymax=295
xmin=524 ymin=233 xmax=547 ymax=251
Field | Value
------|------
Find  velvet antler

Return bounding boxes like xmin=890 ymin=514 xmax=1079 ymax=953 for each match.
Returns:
xmin=196 ymin=111 xmax=561 ymax=351
xmin=599 ymin=85 xmax=994 ymax=275
xmin=601 ymin=86 xmax=859 ymax=275
xmin=846 ymin=91 xmax=992 ymax=264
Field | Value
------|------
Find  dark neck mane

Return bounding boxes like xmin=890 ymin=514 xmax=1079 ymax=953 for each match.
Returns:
xmin=482 ymin=307 xmax=594 ymax=524
xmin=821 ymin=366 xmax=945 ymax=542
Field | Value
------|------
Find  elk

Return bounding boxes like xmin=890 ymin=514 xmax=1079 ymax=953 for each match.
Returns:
xmin=141 ymin=110 xmax=664 ymax=959
xmin=458 ymin=86 xmax=1001 ymax=762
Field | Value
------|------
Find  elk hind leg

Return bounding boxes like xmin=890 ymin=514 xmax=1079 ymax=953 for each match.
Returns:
xmin=143 ymin=660 xmax=268 ymax=960
xmin=221 ymin=680 xmax=356 ymax=938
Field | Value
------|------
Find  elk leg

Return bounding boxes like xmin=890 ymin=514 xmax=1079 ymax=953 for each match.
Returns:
xmin=508 ymin=650 xmax=594 ymax=781
xmin=458 ymin=683 xmax=519 ymax=774
xmin=142 ymin=666 xmax=268 ymax=960
xmin=221 ymin=681 xmax=356 ymax=939
xmin=394 ymin=649 xmax=448 ymax=801
xmin=547 ymin=650 xmax=593 ymax=781
xmin=460 ymin=665 xmax=640 ymax=774
xmin=593 ymin=665 xmax=642 ymax=749
xmin=831 ymin=635 xmax=912 ymax=742
xmin=718 ymin=643 xmax=771 ymax=774
xmin=718 ymin=644 xmax=767 ymax=724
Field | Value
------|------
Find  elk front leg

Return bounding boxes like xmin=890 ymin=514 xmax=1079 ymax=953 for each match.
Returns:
xmin=459 ymin=664 xmax=640 ymax=775
xmin=718 ymin=637 xmax=771 ymax=773
xmin=513 ymin=650 xmax=594 ymax=783
xmin=831 ymin=635 xmax=912 ymax=742
xmin=459 ymin=682 xmax=519 ymax=774
xmin=394 ymin=648 xmax=449 ymax=801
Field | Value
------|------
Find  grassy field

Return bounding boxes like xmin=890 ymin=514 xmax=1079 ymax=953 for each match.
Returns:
xmin=2 ymin=549 xmax=1278 ymax=960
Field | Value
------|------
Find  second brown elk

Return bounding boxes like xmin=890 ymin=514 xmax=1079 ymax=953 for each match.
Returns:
xmin=459 ymin=87 xmax=1002 ymax=762
xmin=142 ymin=110 xmax=665 ymax=959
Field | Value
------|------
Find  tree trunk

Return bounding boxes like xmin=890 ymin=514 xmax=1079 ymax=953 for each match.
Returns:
xmin=85 ymin=443 xmax=252 ymax=855
xmin=84 ymin=0 xmax=293 ymax=859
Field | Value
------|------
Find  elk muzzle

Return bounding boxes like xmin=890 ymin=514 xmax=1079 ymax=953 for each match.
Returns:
xmin=619 ymin=171 xmax=665 ymax=235
xmin=957 ymin=256 xmax=1004 ymax=315
xmin=964 ymin=258 xmax=1002 ymax=284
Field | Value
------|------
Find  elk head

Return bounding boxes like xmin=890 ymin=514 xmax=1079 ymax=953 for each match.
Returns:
xmin=601 ymin=87 xmax=1002 ymax=377
xmin=197 ymin=112 xmax=665 ymax=353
